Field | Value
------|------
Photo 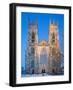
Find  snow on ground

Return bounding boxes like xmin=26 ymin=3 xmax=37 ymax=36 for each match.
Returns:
xmin=22 ymin=72 xmax=64 ymax=77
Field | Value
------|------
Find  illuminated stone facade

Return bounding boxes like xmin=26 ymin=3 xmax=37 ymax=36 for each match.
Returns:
xmin=25 ymin=19 xmax=62 ymax=74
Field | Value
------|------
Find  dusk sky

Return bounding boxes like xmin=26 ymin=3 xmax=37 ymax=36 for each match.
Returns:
xmin=21 ymin=12 xmax=64 ymax=69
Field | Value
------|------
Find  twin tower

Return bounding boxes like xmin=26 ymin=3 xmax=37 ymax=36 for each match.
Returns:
xmin=26 ymin=18 xmax=61 ymax=74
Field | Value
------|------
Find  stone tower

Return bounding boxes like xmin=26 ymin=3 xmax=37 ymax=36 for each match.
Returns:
xmin=48 ymin=20 xmax=61 ymax=73
xmin=26 ymin=18 xmax=39 ymax=74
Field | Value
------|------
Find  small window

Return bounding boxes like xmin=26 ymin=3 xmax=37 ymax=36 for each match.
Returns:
xmin=32 ymin=39 xmax=35 ymax=42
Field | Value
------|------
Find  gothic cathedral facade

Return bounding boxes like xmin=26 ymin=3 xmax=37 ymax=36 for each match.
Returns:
xmin=25 ymin=19 xmax=61 ymax=74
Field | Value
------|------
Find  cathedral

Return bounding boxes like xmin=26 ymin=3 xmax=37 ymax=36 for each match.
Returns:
xmin=25 ymin=18 xmax=62 ymax=75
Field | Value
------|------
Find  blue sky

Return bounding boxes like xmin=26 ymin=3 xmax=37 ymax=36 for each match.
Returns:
xmin=21 ymin=12 xmax=64 ymax=69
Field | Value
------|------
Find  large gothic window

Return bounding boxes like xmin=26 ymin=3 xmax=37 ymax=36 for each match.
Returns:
xmin=32 ymin=32 xmax=35 ymax=42
xmin=40 ymin=48 xmax=48 ymax=64
xmin=31 ymin=47 xmax=35 ymax=54
xmin=51 ymin=33 xmax=55 ymax=44
xmin=31 ymin=60 xmax=34 ymax=68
